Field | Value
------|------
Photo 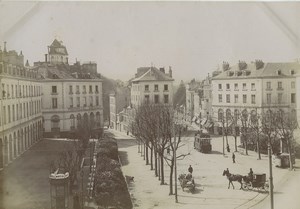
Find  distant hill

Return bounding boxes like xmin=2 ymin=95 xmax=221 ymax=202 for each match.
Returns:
xmin=173 ymin=81 xmax=186 ymax=107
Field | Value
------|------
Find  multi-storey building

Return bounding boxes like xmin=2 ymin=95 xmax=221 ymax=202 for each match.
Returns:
xmin=131 ymin=66 xmax=174 ymax=108
xmin=36 ymin=40 xmax=104 ymax=138
xmin=185 ymin=75 xmax=213 ymax=130
xmin=211 ymin=60 xmax=300 ymax=134
xmin=109 ymin=86 xmax=130 ymax=130
xmin=0 ymin=43 xmax=43 ymax=170
xmin=47 ymin=39 xmax=69 ymax=65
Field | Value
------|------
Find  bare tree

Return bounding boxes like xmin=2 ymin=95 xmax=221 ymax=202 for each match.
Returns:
xmin=249 ymin=109 xmax=263 ymax=160
xmin=240 ymin=109 xmax=250 ymax=155
xmin=275 ymin=109 xmax=297 ymax=170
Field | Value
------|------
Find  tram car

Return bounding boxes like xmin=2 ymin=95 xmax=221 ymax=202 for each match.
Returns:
xmin=194 ymin=131 xmax=212 ymax=153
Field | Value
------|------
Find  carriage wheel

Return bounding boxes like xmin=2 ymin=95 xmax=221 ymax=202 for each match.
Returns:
xmin=242 ymin=183 xmax=248 ymax=191
xmin=264 ymin=182 xmax=269 ymax=192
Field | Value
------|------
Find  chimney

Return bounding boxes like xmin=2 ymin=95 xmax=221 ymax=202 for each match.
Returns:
xmin=159 ymin=67 xmax=165 ymax=74
xmin=222 ymin=61 xmax=230 ymax=71
xmin=4 ymin=41 xmax=7 ymax=52
xmin=238 ymin=60 xmax=247 ymax=71
xmin=255 ymin=59 xmax=264 ymax=70
xmin=45 ymin=54 xmax=48 ymax=63
xmin=169 ymin=66 xmax=172 ymax=78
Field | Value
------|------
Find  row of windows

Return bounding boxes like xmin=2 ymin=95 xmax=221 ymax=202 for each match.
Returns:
xmin=0 ymin=63 xmax=38 ymax=78
xmin=144 ymin=94 xmax=169 ymax=104
xmin=218 ymin=81 xmax=295 ymax=91
xmin=51 ymin=96 xmax=101 ymax=109
xmin=1 ymin=83 xmax=41 ymax=99
xmin=144 ymin=84 xmax=169 ymax=92
xmin=218 ymin=93 xmax=296 ymax=105
xmin=51 ymin=85 xmax=100 ymax=94
xmin=218 ymin=94 xmax=256 ymax=104
xmin=1 ymin=100 xmax=41 ymax=126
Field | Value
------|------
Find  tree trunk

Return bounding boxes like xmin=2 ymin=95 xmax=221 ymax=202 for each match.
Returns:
xmin=257 ymin=134 xmax=261 ymax=160
xmin=287 ymin=139 xmax=294 ymax=170
xmin=234 ymin=135 xmax=237 ymax=152
xmin=154 ymin=148 xmax=158 ymax=176
xmin=146 ymin=142 xmax=149 ymax=165
xmin=245 ymin=138 xmax=248 ymax=155
xmin=150 ymin=145 xmax=153 ymax=170
xmin=169 ymin=160 xmax=174 ymax=195
xmin=160 ymin=153 xmax=164 ymax=185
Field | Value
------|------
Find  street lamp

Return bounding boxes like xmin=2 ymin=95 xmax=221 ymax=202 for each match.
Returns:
xmin=80 ymin=170 xmax=84 ymax=209
xmin=268 ymin=139 xmax=274 ymax=209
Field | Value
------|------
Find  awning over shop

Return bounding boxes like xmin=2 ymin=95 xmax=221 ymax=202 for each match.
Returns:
xmin=201 ymin=118 xmax=207 ymax=126
xmin=215 ymin=121 xmax=223 ymax=127
xmin=205 ymin=122 xmax=213 ymax=128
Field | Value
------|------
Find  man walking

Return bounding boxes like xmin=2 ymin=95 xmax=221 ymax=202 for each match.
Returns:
xmin=232 ymin=152 xmax=236 ymax=163
xmin=188 ymin=165 xmax=193 ymax=174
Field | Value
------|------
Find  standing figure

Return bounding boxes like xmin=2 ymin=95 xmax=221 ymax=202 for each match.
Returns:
xmin=227 ymin=144 xmax=230 ymax=152
xmin=188 ymin=165 xmax=193 ymax=174
xmin=248 ymin=168 xmax=254 ymax=181
xmin=232 ymin=152 xmax=236 ymax=163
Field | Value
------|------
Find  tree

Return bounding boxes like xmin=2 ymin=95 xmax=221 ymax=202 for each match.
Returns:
xmin=274 ymin=109 xmax=297 ymax=170
xmin=249 ymin=109 xmax=263 ymax=160
xmin=240 ymin=109 xmax=250 ymax=155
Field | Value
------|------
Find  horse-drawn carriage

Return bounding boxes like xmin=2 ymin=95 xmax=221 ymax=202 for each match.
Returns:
xmin=178 ymin=173 xmax=196 ymax=193
xmin=242 ymin=173 xmax=269 ymax=192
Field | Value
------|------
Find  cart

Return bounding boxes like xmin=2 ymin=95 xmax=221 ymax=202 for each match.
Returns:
xmin=242 ymin=173 xmax=269 ymax=192
xmin=178 ymin=173 xmax=196 ymax=193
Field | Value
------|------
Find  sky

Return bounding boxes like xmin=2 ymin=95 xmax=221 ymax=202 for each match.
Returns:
xmin=0 ymin=1 xmax=300 ymax=83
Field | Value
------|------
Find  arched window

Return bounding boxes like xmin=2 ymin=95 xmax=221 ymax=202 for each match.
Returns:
xmin=90 ymin=112 xmax=95 ymax=128
xmin=70 ymin=114 xmax=75 ymax=130
xmin=96 ymin=112 xmax=101 ymax=127
xmin=234 ymin=109 xmax=239 ymax=123
xmin=51 ymin=115 xmax=60 ymax=132
xmin=241 ymin=109 xmax=248 ymax=124
xmin=226 ymin=109 xmax=232 ymax=122
xmin=218 ymin=109 xmax=224 ymax=122
xmin=77 ymin=114 xmax=81 ymax=128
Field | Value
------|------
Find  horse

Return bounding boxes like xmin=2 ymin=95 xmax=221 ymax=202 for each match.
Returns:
xmin=222 ymin=169 xmax=243 ymax=189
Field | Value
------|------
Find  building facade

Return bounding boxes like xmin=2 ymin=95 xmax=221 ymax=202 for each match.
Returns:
xmin=0 ymin=43 xmax=43 ymax=170
xmin=211 ymin=60 xmax=300 ymax=134
xmin=131 ymin=67 xmax=174 ymax=108
xmin=37 ymin=40 xmax=104 ymax=138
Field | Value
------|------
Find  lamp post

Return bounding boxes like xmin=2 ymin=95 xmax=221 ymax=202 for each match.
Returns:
xmin=80 ymin=170 xmax=84 ymax=209
xmin=174 ymin=125 xmax=178 ymax=203
xmin=268 ymin=140 xmax=274 ymax=209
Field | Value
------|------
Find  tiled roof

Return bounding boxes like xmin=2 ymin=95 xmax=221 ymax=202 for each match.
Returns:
xmin=49 ymin=39 xmax=68 ymax=55
xmin=212 ymin=62 xmax=300 ymax=80
xmin=132 ymin=67 xmax=174 ymax=82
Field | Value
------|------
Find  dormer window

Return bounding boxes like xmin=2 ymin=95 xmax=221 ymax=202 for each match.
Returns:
xmin=277 ymin=70 xmax=281 ymax=75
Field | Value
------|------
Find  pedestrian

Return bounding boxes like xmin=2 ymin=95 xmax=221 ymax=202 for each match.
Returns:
xmin=188 ymin=165 xmax=193 ymax=174
xmin=232 ymin=152 xmax=235 ymax=163
xmin=227 ymin=144 xmax=230 ymax=152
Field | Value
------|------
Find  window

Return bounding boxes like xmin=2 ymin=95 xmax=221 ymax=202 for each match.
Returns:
xmin=218 ymin=109 xmax=224 ymax=122
xmin=242 ymin=83 xmax=246 ymax=90
xmin=218 ymin=94 xmax=222 ymax=103
xmin=251 ymin=95 xmax=256 ymax=104
xmin=77 ymin=97 xmax=80 ymax=107
xmin=164 ymin=95 xmax=169 ymax=103
xmin=52 ymin=98 xmax=58 ymax=109
xmin=83 ymin=97 xmax=87 ymax=107
xmin=145 ymin=85 xmax=149 ymax=91
xmin=76 ymin=85 xmax=80 ymax=94
xmin=83 ymin=85 xmax=86 ymax=94
xmin=95 ymin=85 xmax=99 ymax=93
xmin=12 ymin=105 xmax=15 ymax=121
xmin=69 ymin=85 xmax=73 ymax=94
xmin=90 ymin=96 xmax=93 ymax=106
xmin=2 ymin=84 xmax=5 ymax=98
xmin=145 ymin=95 xmax=150 ymax=103
xmin=291 ymin=81 xmax=295 ymax=89
xmin=70 ymin=115 xmax=75 ymax=130
xmin=154 ymin=85 xmax=159 ymax=91
xmin=8 ymin=105 xmax=11 ymax=123
xmin=226 ymin=94 xmax=230 ymax=103
xmin=243 ymin=95 xmax=247 ymax=103
xmin=89 ymin=85 xmax=92 ymax=93
xmin=226 ymin=84 xmax=230 ymax=90
xmin=51 ymin=115 xmax=60 ymax=131
xmin=278 ymin=93 xmax=283 ymax=104
xmin=234 ymin=83 xmax=238 ymax=90
xmin=96 ymin=96 xmax=99 ymax=106
xmin=218 ymin=84 xmax=222 ymax=90
xmin=154 ymin=95 xmax=159 ymax=104
xmin=11 ymin=85 xmax=14 ymax=98
xmin=52 ymin=86 xmax=57 ymax=94
xmin=267 ymin=93 xmax=271 ymax=104
xmin=164 ymin=84 xmax=168 ymax=91
xmin=234 ymin=94 xmax=238 ymax=103
xmin=291 ymin=93 xmax=296 ymax=103
xmin=251 ymin=83 xmax=255 ymax=90
xmin=267 ymin=82 xmax=271 ymax=90
xmin=3 ymin=106 xmax=6 ymax=124
xmin=70 ymin=97 xmax=73 ymax=107
xmin=278 ymin=82 xmax=283 ymax=90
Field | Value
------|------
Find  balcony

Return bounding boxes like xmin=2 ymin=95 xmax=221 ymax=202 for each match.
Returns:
xmin=76 ymin=91 xmax=80 ymax=94
xmin=277 ymin=88 xmax=284 ymax=91
xmin=82 ymin=91 xmax=87 ymax=94
xmin=69 ymin=91 xmax=73 ymax=95
xmin=266 ymin=88 xmax=272 ymax=91
xmin=51 ymin=92 xmax=58 ymax=95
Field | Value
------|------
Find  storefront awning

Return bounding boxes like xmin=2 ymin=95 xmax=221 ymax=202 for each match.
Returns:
xmin=201 ymin=118 xmax=207 ymax=126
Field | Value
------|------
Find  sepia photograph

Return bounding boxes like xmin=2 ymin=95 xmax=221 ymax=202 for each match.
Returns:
xmin=0 ymin=1 xmax=300 ymax=209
